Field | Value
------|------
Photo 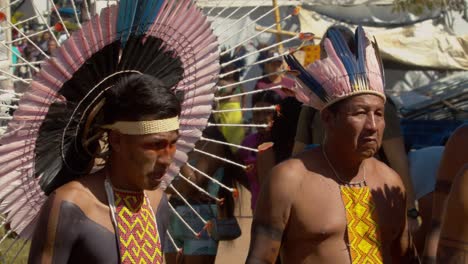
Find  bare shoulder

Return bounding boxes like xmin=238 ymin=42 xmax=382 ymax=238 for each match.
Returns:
xmin=450 ymin=124 xmax=468 ymax=142
xmin=52 ymin=174 xmax=103 ymax=210
xmin=444 ymin=124 xmax=468 ymax=156
xmin=269 ymin=148 xmax=326 ymax=192
xmin=369 ymin=157 xmax=405 ymax=190
xmin=146 ymin=188 xmax=165 ymax=209
xmin=270 ymin=158 xmax=305 ymax=183
xmin=268 ymin=150 xmax=316 ymax=190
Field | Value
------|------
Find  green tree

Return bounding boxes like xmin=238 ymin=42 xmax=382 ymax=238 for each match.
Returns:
xmin=392 ymin=0 xmax=466 ymax=15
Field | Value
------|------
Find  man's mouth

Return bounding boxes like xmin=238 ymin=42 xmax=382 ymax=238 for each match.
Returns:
xmin=152 ymin=169 xmax=167 ymax=180
xmin=361 ymin=136 xmax=377 ymax=143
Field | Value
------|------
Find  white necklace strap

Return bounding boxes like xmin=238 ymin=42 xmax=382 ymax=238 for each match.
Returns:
xmin=321 ymin=146 xmax=367 ymax=187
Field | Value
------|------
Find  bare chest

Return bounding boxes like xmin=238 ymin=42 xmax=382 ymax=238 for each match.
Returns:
xmin=284 ymin=178 xmax=402 ymax=248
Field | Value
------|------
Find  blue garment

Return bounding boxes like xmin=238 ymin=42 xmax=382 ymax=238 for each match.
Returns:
xmin=11 ymin=46 xmax=19 ymax=72
xmin=408 ymin=146 xmax=444 ymax=199
xmin=164 ymin=164 xmax=224 ymax=255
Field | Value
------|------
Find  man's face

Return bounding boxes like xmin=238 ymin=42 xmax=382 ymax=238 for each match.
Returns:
xmin=324 ymin=94 xmax=385 ymax=159
xmin=113 ymin=130 xmax=179 ymax=190
xmin=253 ymin=101 xmax=275 ymax=134
xmin=43 ymin=32 xmax=51 ymax=41
xmin=48 ymin=41 xmax=58 ymax=53
xmin=264 ymin=60 xmax=283 ymax=75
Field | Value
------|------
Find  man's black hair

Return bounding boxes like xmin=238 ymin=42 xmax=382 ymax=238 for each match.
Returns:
xmin=103 ymin=73 xmax=182 ymax=124
xmin=271 ymin=97 xmax=302 ymax=163
xmin=326 ymin=97 xmax=348 ymax=115
xmin=320 ymin=25 xmax=355 ymax=59
xmin=251 ymin=90 xmax=282 ymax=107
xmin=252 ymin=90 xmax=302 ymax=163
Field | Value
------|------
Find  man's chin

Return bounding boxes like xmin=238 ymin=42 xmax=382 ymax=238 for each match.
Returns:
xmin=358 ymin=148 xmax=377 ymax=159
xmin=145 ymin=178 xmax=162 ymax=190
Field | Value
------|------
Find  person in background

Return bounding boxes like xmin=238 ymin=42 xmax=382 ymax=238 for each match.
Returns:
xmin=238 ymin=91 xmax=281 ymax=211
xmin=407 ymin=146 xmax=445 ymax=254
xmin=437 ymin=166 xmax=468 ymax=264
xmin=423 ymin=124 xmax=468 ymax=263
xmin=39 ymin=31 xmax=52 ymax=52
xmin=254 ymin=50 xmax=295 ymax=99
xmin=46 ymin=39 xmax=58 ymax=55
xmin=214 ymin=50 xmax=246 ymax=152
xmin=164 ymin=117 xmax=246 ymax=264
xmin=238 ymin=90 xmax=301 ymax=211
xmin=11 ymin=41 xmax=20 ymax=74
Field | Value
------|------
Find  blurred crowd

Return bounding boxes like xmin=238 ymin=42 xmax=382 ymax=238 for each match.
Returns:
xmin=8 ymin=18 xmax=73 ymax=93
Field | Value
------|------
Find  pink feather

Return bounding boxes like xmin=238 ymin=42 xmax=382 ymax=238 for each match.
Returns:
xmin=82 ymin=19 xmax=99 ymax=54
xmin=180 ymin=117 xmax=209 ymax=127
xmin=92 ymin=13 xmax=104 ymax=49
xmin=365 ymin=34 xmax=384 ymax=94
xmin=37 ymin=63 xmax=66 ymax=90
xmin=183 ymin=94 xmax=214 ymax=106
xmin=180 ymin=83 xmax=215 ymax=97
xmin=180 ymin=129 xmax=203 ymax=140
xmin=61 ymin=37 xmax=84 ymax=71
xmin=52 ymin=50 xmax=77 ymax=78
xmin=67 ymin=35 xmax=87 ymax=67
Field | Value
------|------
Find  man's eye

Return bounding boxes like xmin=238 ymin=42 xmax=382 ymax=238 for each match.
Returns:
xmin=144 ymin=141 xmax=167 ymax=149
xmin=154 ymin=141 xmax=168 ymax=149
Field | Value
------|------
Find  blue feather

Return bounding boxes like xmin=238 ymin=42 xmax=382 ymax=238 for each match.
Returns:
xmin=355 ymin=26 xmax=369 ymax=90
xmin=136 ymin=0 xmax=164 ymax=35
xmin=117 ymin=0 xmax=139 ymax=46
xmin=117 ymin=0 xmax=164 ymax=46
xmin=327 ymin=29 xmax=359 ymax=90
xmin=284 ymin=55 xmax=328 ymax=101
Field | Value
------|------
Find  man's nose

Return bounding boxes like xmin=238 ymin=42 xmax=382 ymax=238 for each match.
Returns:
xmin=157 ymin=145 xmax=176 ymax=164
xmin=365 ymin=113 xmax=378 ymax=131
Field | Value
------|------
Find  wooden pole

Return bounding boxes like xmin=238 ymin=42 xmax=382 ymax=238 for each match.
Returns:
xmin=255 ymin=25 xmax=296 ymax=37
xmin=0 ymin=0 xmax=13 ymax=90
xmin=272 ymin=0 xmax=283 ymax=53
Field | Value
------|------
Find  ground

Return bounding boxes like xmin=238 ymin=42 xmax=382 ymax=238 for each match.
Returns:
xmin=0 ymin=225 xmax=30 ymax=263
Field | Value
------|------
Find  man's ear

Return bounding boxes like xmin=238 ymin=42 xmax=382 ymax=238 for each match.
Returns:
xmin=108 ymin=130 xmax=122 ymax=152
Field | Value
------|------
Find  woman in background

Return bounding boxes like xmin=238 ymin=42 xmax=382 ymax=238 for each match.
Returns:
xmin=238 ymin=91 xmax=301 ymax=211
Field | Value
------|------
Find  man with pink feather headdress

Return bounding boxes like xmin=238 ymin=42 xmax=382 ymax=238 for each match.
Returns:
xmin=246 ymin=26 xmax=419 ymax=263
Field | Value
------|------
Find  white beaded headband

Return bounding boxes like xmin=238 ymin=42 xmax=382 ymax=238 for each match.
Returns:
xmin=102 ymin=116 xmax=180 ymax=135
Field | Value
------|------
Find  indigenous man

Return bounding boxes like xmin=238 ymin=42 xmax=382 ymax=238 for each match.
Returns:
xmin=292 ymin=25 xmax=421 ymax=237
xmin=438 ymin=165 xmax=468 ymax=263
xmin=247 ymin=26 xmax=418 ymax=263
xmin=423 ymin=124 xmax=468 ymax=263
xmin=0 ymin=1 xmax=219 ymax=263
xmin=28 ymin=74 xmax=179 ymax=263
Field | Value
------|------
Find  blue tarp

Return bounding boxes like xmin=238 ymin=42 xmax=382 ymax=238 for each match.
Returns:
xmin=401 ymin=119 xmax=467 ymax=149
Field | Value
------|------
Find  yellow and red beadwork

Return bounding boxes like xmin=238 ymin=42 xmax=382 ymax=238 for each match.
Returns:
xmin=340 ymin=186 xmax=384 ymax=264
xmin=114 ymin=190 xmax=162 ymax=264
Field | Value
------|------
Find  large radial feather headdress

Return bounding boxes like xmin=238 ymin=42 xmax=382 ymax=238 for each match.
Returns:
xmin=285 ymin=26 xmax=386 ymax=111
xmin=0 ymin=0 xmax=219 ymax=239
xmin=0 ymin=0 xmax=316 ymax=258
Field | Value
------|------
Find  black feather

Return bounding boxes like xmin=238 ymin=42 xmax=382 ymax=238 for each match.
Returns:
xmin=35 ymin=35 xmax=184 ymax=195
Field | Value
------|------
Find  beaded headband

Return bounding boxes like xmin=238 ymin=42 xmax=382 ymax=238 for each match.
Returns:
xmin=102 ymin=116 xmax=180 ymax=135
